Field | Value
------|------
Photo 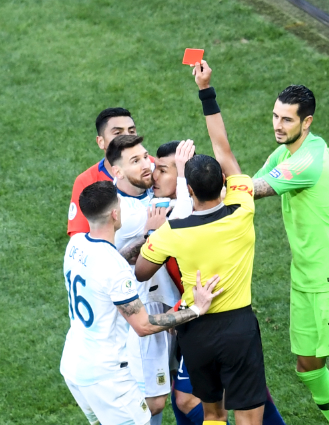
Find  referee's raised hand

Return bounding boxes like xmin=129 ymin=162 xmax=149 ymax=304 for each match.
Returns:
xmin=192 ymin=60 xmax=212 ymax=90
xmin=192 ymin=270 xmax=223 ymax=316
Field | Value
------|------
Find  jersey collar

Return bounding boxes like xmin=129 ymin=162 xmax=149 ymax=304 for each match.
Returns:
xmin=116 ymin=187 xmax=149 ymax=200
xmin=85 ymin=233 xmax=117 ymax=249
xmin=98 ymin=158 xmax=113 ymax=180
xmin=192 ymin=202 xmax=225 ymax=216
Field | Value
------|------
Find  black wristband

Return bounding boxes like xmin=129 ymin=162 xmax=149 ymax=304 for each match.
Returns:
xmin=199 ymin=87 xmax=221 ymax=116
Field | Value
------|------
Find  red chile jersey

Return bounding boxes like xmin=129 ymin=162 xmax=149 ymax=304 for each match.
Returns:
xmin=67 ymin=156 xmax=155 ymax=237
xmin=67 ymin=159 xmax=113 ymax=236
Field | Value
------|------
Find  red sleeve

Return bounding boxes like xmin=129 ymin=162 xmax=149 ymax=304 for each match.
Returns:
xmin=166 ymin=257 xmax=184 ymax=295
xmin=67 ymin=174 xmax=90 ymax=236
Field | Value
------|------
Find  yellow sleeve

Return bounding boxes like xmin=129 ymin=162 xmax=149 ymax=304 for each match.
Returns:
xmin=224 ymin=175 xmax=254 ymax=212
xmin=140 ymin=221 xmax=174 ymax=264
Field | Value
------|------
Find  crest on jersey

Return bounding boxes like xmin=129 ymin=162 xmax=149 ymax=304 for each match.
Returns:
xmin=122 ymin=279 xmax=135 ymax=294
xmin=68 ymin=202 xmax=77 ymax=220
xmin=140 ymin=399 xmax=148 ymax=412
xmin=156 ymin=372 xmax=166 ymax=385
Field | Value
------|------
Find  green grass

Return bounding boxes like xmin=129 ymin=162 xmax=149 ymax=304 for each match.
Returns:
xmin=0 ymin=0 xmax=329 ymax=424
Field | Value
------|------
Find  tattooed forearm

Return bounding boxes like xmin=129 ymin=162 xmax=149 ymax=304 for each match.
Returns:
xmin=252 ymin=178 xmax=277 ymax=200
xmin=118 ymin=298 xmax=143 ymax=317
xmin=119 ymin=236 xmax=145 ymax=263
xmin=149 ymin=308 xmax=197 ymax=330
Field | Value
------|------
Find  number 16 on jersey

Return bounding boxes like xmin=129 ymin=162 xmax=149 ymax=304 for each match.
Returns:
xmin=65 ymin=271 xmax=94 ymax=328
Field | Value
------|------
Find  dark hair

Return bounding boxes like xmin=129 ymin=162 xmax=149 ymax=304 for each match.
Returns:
xmin=106 ymin=135 xmax=144 ymax=165
xmin=277 ymin=85 xmax=316 ymax=121
xmin=185 ymin=155 xmax=223 ymax=202
xmin=156 ymin=141 xmax=180 ymax=158
xmin=79 ymin=181 xmax=118 ymax=222
xmin=95 ymin=107 xmax=133 ymax=136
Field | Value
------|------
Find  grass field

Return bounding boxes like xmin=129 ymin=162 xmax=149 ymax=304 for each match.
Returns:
xmin=0 ymin=0 xmax=329 ymax=424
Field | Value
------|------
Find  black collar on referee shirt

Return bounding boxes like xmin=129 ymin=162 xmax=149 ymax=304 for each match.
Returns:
xmin=169 ymin=202 xmax=240 ymax=229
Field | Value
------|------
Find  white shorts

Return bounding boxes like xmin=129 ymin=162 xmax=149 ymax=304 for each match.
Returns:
xmin=127 ymin=301 xmax=177 ymax=398
xmin=64 ymin=366 xmax=151 ymax=425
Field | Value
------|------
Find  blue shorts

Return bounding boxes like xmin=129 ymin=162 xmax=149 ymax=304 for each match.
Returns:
xmin=173 ymin=355 xmax=193 ymax=394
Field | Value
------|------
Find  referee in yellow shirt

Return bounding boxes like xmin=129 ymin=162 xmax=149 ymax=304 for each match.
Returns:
xmin=135 ymin=62 xmax=267 ymax=425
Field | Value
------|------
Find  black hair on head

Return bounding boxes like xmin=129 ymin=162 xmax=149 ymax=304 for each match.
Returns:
xmin=277 ymin=85 xmax=316 ymax=121
xmin=106 ymin=135 xmax=144 ymax=165
xmin=156 ymin=140 xmax=197 ymax=159
xmin=79 ymin=181 xmax=118 ymax=221
xmin=185 ymin=155 xmax=223 ymax=203
xmin=95 ymin=107 xmax=133 ymax=136
xmin=156 ymin=141 xmax=180 ymax=158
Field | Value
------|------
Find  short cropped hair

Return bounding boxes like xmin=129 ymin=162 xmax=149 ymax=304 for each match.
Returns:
xmin=106 ymin=135 xmax=144 ymax=165
xmin=79 ymin=181 xmax=118 ymax=222
xmin=95 ymin=107 xmax=133 ymax=136
xmin=156 ymin=141 xmax=180 ymax=158
xmin=278 ymin=85 xmax=316 ymax=121
xmin=185 ymin=155 xmax=223 ymax=203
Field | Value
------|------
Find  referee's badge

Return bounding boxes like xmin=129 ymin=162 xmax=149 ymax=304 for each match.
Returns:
xmin=156 ymin=372 xmax=166 ymax=385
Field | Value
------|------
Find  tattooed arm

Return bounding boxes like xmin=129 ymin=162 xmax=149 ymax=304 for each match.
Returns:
xmin=117 ymin=271 xmax=222 ymax=336
xmin=119 ymin=205 xmax=169 ymax=265
xmin=119 ymin=236 xmax=145 ymax=265
xmin=252 ymin=178 xmax=277 ymax=200
xmin=117 ymin=298 xmax=199 ymax=336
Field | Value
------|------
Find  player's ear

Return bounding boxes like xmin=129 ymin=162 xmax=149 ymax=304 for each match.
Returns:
xmin=111 ymin=207 xmax=118 ymax=221
xmin=222 ymin=173 xmax=226 ymax=186
xmin=187 ymin=184 xmax=194 ymax=197
xmin=303 ymin=115 xmax=313 ymax=131
xmin=112 ymin=164 xmax=124 ymax=180
xmin=96 ymin=135 xmax=105 ymax=151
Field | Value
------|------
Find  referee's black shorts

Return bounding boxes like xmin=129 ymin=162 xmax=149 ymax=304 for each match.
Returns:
xmin=177 ymin=305 xmax=267 ymax=410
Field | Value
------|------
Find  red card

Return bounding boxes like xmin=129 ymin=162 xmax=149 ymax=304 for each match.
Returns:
xmin=182 ymin=48 xmax=204 ymax=65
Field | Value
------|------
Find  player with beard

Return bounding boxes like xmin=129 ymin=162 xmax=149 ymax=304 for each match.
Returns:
xmin=252 ymin=85 xmax=329 ymax=422
xmin=192 ymin=60 xmax=329 ymax=422
xmin=67 ymin=107 xmax=138 ymax=236
xmin=153 ymin=140 xmax=284 ymax=425
xmin=106 ymin=135 xmax=182 ymax=425
xmin=60 ymin=180 xmax=222 ymax=425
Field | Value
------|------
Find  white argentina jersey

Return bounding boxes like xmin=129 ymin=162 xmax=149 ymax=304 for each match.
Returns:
xmin=60 ymin=233 xmax=139 ymax=386
xmin=115 ymin=189 xmax=180 ymax=307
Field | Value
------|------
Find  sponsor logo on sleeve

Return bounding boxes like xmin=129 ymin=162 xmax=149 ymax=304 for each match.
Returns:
xmin=229 ymin=184 xmax=253 ymax=196
xmin=122 ymin=279 xmax=135 ymax=294
xmin=68 ymin=202 xmax=77 ymax=220
xmin=269 ymin=168 xmax=282 ymax=178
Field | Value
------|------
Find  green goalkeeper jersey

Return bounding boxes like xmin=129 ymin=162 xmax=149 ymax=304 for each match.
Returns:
xmin=254 ymin=132 xmax=329 ymax=292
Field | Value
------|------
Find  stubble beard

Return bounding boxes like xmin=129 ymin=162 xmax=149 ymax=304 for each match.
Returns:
xmin=276 ymin=124 xmax=302 ymax=146
xmin=127 ymin=174 xmax=153 ymax=190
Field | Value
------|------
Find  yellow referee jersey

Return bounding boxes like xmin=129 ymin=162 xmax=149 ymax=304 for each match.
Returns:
xmin=140 ymin=175 xmax=255 ymax=313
